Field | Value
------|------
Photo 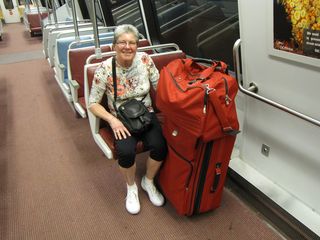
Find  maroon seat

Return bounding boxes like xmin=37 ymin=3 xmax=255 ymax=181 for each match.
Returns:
xmin=27 ymin=12 xmax=48 ymax=36
xmin=69 ymin=45 xmax=112 ymax=110
xmin=85 ymin=50 xmax=186 ymax=158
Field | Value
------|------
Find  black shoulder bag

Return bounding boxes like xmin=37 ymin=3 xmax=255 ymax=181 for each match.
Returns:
xmin=112 ymin=57 xmax=152 ymax=134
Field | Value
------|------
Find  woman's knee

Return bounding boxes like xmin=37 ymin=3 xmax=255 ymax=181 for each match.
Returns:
xmin=116 ymin=144 xmax=136 ymax=168
xmin=149 ymin=137 xmax=167 ymax=161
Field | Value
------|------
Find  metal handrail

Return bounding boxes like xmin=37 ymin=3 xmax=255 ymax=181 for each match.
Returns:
xmin=86 ymin=43 xmax=180 ymax=64
xmin=233 ymin=39 xmax=320 ymax=127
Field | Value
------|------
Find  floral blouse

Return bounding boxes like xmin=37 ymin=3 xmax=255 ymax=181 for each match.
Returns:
xmin=88 ymin=52 xmax=159 ymax=116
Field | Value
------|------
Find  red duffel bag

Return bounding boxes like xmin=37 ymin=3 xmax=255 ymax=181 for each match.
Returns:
xmin=156 ymin=58 xmax=239 ymax=142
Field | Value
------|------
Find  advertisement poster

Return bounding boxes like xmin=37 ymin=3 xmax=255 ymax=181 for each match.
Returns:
xmin=273 ymin=0 xmax=320 ymax=59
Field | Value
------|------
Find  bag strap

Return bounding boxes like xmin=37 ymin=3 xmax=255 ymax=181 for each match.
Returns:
xmin=112 ymin=57 xmax=118 ymax=111
xmin=209 ymin=90 xmax=239 ymax=135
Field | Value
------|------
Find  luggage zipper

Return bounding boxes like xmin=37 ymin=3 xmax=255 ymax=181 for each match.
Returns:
xmin=222 ymin=77 xmax=231 ymax=105
xmin=210 ymin=163 xmax=222 ymax=192
xmin=193 ymin=141 xmax=214 ymax=214
xmin=203 ymin=84 xmax=214 ymax=114
xmin=168 ymin=69 xmax=214 ymax=115
xmin=168 ymin=144 xmax=193 ymax=190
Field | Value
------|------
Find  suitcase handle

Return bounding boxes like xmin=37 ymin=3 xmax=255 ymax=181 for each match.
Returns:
xmin=211 ymin=163 xmax=221 ymax=192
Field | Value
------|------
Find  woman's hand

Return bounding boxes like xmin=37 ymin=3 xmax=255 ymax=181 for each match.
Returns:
xmin=108 ymin=116 xmax=131 ymax=140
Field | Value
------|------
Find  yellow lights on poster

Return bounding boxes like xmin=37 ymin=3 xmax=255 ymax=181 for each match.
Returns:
xmin=270 ymin=0 xmax=320 ymax=67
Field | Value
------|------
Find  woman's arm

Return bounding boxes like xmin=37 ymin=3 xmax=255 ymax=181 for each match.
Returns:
xmin=146 ymin=54 xmax=160 ymax=90
xmin=89 ymin=103 xmax=115 ymax=124
xmin=88 ymin=63 xmax=131 ymax=139
xmin=89 ymin=102 xmax=131 ymax=140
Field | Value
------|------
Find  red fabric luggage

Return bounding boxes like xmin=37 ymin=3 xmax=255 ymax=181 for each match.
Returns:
xmin=156 ymin=58 xmax=239 ymax=215
xmin=156 ymin=58 xmax=239 ymax=142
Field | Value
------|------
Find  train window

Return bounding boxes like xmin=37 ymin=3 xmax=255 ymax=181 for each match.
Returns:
xmin=111 ymin=0 xmax=147 ymax=37
xmin=85 ymin=0 xmax=106 ymax=26
xmin=3 ymin=0 xmax=14 ymax=9
xmin=17 ymin=0 xmax=25 ymax=5
xmin=154 ymin=0 xmax=239 ymax=69
xmin=94 ymin=0 xmax=106 ymax=26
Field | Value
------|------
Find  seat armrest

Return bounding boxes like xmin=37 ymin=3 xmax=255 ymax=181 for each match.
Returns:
xmin=58 ymin=63 xmax=65 ymax=69
xmin=69 ymin=79 xmax=79 ymax=102
xmin=88 ymin=109 xmax=101 ymax=134
xmin=55 ymin=63 xmax=65 ymax=83
xmin=87 ymin=110 xmax=113 ymax=159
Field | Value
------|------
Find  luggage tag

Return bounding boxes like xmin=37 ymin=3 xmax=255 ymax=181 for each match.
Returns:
xmin=203 ymin=84 xmax=215 ymax=114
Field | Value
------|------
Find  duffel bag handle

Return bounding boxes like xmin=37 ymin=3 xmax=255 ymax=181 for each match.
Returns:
xmin=183 ymin=58 xmax=228 ymax=79
xmin=191 ymin=58 xmax=228 ymax=73
xmin=182 ymin=58 xmax=214 ymax=80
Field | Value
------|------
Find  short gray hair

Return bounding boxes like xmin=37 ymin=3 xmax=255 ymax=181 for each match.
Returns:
xmin=113 ymin=24 xmax=139 ymax=45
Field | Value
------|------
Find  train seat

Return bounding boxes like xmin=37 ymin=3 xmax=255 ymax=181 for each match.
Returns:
xmin=83 ymin=45 xmax=186 ymax=159
xmin=68 ymin=44 xmax=112 ymax=118
xmin=47 ymin=26 xmax=109 ymax=68
xmin=42 ymin=21 xmax=93 ymax=58
xmin=54 ymin=33 xmax=115 ymax=104
xmin=55 ymin=33 xmax=114 ymax=85
xmin=68 ymin=39 xmax=151 ymax=118
xmin=26 ymin=12 xmax=49 ymax=37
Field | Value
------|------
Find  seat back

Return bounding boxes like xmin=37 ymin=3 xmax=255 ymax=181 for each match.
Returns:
xmin=68 ymin=45 xmax=112 ymax=100
xmin=56 ymin=33 xmax=114 ymax=85
xmin=55 ymin=35 xmax=92 ymax=83
xmin=69 ymin=32 xmax=114 ymax=49
xmin=43 ymin=22 xmax=95 ymax=58
xmin=47 ymin=26 xmax=109 ymax=67
xmin=26 ymin=12 xmax=48 ymax=32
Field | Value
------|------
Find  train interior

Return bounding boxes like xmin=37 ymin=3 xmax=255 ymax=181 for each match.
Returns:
xmin=0 ymin=0 xmax=319 ymax=239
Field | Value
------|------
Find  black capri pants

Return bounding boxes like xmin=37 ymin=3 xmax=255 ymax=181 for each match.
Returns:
xmin=115 ymin=113 xmax=168 ymax=168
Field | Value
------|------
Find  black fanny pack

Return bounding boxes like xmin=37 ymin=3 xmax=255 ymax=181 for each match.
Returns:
xmin=112 ymin=57 xmax=152 ymax=134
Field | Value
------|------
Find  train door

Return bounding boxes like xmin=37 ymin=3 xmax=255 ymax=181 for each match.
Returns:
xmin=0 ymin=0 xmax=21 ymax=23
xmin=234 ymin=0 xmax=320 ymax=238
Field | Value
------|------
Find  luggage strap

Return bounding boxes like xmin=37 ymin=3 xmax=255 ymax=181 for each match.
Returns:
xmin=209 ymin=90 xmax=239 ymax=135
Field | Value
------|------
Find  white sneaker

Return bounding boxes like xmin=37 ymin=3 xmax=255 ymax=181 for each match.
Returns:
xmin=126 ymin=184 xmax=140 ymax=215
xmin=141 ymin=176 xmax=164 ymax=207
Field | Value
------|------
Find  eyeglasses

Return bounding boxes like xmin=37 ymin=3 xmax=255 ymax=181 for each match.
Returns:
xmin=116 ymin=41 xmax=137 ymax=47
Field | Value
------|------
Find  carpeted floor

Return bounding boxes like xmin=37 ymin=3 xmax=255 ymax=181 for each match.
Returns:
xmin=0 ymin=23 xmax=287 ymax=240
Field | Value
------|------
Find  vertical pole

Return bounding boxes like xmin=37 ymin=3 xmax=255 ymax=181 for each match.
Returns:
xmin=52 ymin=0 xmax=58 ymax=26
xmin=35 ymin=0 xmax=43 ymax=30
xmin=45 ymin=0 xmax=52 ymax=24
xmin=71 ymin=0 xmax=79 ymax=41
xmin=91 ymin=0 xmax=101 ymax=58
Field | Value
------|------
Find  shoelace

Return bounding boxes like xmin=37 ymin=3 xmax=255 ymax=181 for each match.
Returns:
xmin=126 ymin=190 xmax=138 ymax=203
xmin=146 ymin=183 xmax=160 ymax=197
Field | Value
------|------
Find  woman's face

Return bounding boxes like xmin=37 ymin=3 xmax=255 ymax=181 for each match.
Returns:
xmin=114 ymin=32 xmax=138 ymax=67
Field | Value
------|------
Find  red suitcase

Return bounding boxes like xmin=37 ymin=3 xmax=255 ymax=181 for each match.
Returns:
xmin=156 ymin=58 xmax=239 ymax=215
xmin=158 ymin=119 xmax=237 ymax=215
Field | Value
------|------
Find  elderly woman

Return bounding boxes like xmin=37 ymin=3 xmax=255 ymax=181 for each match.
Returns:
xmin=88 ymin=24 xmax=167 ymax=214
